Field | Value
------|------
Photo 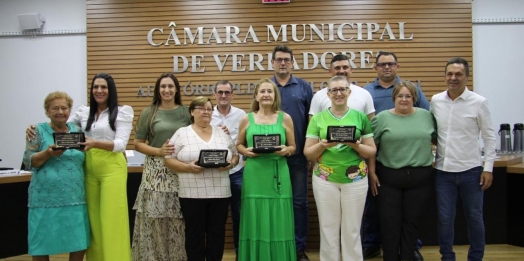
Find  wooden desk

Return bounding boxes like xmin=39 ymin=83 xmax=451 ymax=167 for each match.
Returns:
xmin=0 ymin=173 xmax=31 ymax=184
xmin=507 ymin=162 xmax=524 ymax=174
xmin=494 ymin=154 xmax=523 ymax=167
xmin=0 ymin=168 xmax=143 ymax=184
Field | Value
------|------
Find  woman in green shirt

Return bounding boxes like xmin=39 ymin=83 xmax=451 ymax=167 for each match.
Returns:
xmin=369 ymin=81 xmax=436 ymax=261
xmin=304 ymin=76 xmax=376 ymax=261
xmin=131 ymin=73 xmax=191 ymax=261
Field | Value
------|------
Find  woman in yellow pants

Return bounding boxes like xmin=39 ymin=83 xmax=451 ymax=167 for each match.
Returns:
xmin=75 ymin=73 xmax=134 ymax=261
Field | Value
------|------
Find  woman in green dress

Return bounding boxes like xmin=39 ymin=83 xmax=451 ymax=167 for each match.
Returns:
xmin=23 ymin=91 xmax=90 ymax=261
xmin=236 ymin=78 xmax=297 ymax=261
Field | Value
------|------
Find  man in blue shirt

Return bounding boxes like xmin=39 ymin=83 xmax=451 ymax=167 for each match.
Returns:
xmin=270 ymin=45 xmax=313 ymax=261
xmin=362 ymin=51 xmax=429 ymax=261
xmin=364 ymin=51 xmax=430 ymax=114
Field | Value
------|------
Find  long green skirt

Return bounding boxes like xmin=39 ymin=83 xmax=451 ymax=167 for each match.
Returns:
xmin=238 ymin=156 xmax=296 ymax=261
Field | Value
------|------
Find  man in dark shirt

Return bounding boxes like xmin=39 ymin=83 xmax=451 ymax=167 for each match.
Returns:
xmin=362 ymin=51 xmax=428 ymax=261
xmin=270 ymin=45 xmax=313 ymax=261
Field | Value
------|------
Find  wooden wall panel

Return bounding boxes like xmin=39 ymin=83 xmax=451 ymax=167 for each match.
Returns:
xmin=87 ymin=0 xmax=472 ymax=250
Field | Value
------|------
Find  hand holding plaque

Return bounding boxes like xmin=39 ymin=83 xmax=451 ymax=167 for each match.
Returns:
xmin=252 ymin=134 xmax=282 ymax=153
xmin=52 ymin=132 xmax=86 ymax=150
xmin=197 ymin=149 xmax=230 ymax=168
xmin=327 ymin=126 xmax=356 ymax=142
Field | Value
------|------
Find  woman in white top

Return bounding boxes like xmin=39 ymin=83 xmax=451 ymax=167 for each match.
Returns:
xmin=75 ymin=73 xmax=133 ymax=261
xmin=26 ymin=73 xmax=133 ymax=261
xmin=165 ymin=96 xmax=239 ymax=261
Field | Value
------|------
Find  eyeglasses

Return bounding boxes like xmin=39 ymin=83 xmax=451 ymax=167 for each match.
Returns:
xmin=328 ymin=88 xmax=349 ymax=94
xmin=216 ymin=91 xmax=232 ymax=96
xmin=396 ymin=94 xmax=413 ymax=100
xmin=194 ymin=107 xmax=213 ymax=113
xmin=376 ymin=62 xmax=398 ymax=68
xmin=274 ymin=58 xmax=292 ymax=64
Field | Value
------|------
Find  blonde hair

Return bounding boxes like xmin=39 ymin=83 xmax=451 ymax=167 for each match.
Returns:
xmin=250 ymin=78 xmax=281 ymax=113
xmin=392 ymin=81 xmax=418 ymax=104
xmin=188 ymin=96 xmax=213 ymax=123
xmin=44 ymin=91 xmax=73 ymax=111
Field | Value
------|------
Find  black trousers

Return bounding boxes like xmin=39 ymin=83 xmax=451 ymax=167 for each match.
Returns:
xmin=179 ymin=197 xmax=230 ymax=261
xmin=375 ymin=163 xmax=433 ymax=261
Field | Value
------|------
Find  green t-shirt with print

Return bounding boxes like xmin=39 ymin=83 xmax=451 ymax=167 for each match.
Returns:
xmin=306 ymin=109 xmax=373 ymax=184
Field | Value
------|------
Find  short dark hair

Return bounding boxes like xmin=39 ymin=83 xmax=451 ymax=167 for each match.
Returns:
xmin=330 ymin=53 xmax=349 ymax=67
xmin=272 ymin=45 xmax=294 ymax=60
xmin=445 ymin=57 xmax=470 ymax=77
xmin=213 ymin=80 xmax=233 ymax=92
xmin=376 ymin=51 xmax=398 ymax=64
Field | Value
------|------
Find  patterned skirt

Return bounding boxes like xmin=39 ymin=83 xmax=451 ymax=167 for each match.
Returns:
xmin=132 ymin=156 xmax=186 ymax=261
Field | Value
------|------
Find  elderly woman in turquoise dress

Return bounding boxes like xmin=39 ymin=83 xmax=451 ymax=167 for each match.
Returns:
xmin=23 ymin=91 xmax=90 ymax=261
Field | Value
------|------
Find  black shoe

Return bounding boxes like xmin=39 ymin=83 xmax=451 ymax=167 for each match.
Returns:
xmin=413 ymin=249 xmax=424 ymax=261
xmin=363 ymin=246 xmax=381 ymax=260
xmin=297 ymin=250 xmax=311 ymax=261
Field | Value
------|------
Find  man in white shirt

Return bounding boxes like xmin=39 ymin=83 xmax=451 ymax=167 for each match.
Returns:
xmin=210 ymin=80 xmax=246 ymax=260
xmin=309 ymin=53 xmax=375 ymax=120
xmin=430 ymin=58 xmax=496 ymax=261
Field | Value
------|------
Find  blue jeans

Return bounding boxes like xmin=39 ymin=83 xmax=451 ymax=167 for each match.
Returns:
xmin=435 ymin=166 xmax=485 ymax=261
xmin=229 ymin=168 xmax=243 ymax=252
xmin=287 ymin=154 xmax=309 ymax=251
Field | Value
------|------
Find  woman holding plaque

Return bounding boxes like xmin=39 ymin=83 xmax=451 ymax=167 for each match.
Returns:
xmin=132 ymin=72 xmax=190 ymax=261
xmin=73 ymin=73 xmax=133 ymax=261
xmin=26 ymin=73 xmax=133 ymax=261
xmin=236 ymin=78 xmax=297 ymax=261
xmin=165 ymin=96 xmax=239 ymax=261
xmin=23 ymin=91 xmax=90 ymax=261
xmin=304 ymin=76 xmax=376 ymax=261
xmin=369 ymin=81 xmax=436 ymax=261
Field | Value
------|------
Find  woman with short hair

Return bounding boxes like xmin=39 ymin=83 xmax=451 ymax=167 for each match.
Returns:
xmin=304 ymin=76 xmax=376 ymax=261
xmin=165 ymin=96 xmax=239 ymax=261
xmin=369 ymin=80 xmax=436 ymax=261
xmin=23 ymin=91 xmax=90 ymax=261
